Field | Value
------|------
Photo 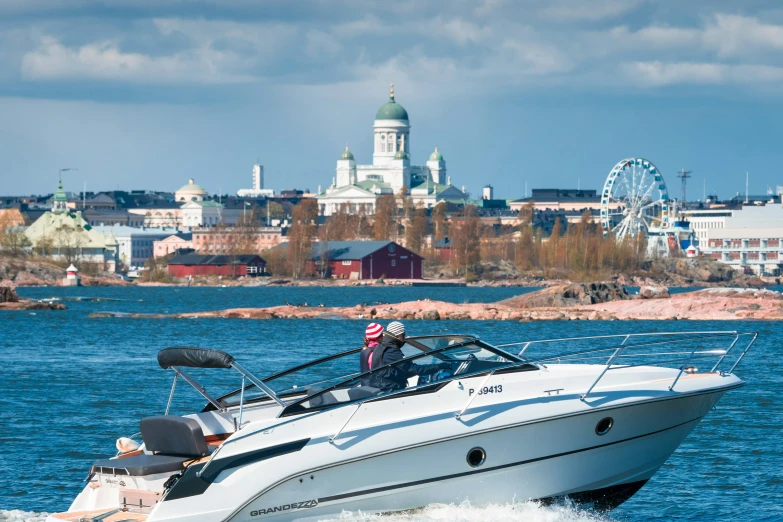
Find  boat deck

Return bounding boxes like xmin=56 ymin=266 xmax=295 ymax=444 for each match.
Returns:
xmin=52 ymin=509 xmax=148 ymax=522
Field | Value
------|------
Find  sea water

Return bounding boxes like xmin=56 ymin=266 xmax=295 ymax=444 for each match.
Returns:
xmin=1 ymin=286 xmax=781 ymax=521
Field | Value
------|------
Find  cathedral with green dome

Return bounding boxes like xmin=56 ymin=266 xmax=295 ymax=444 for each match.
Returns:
xmin=317 ymin=84 xmax=467 ymax=216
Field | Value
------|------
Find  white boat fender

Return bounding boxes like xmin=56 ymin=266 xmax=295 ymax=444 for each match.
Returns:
xmin=116 ymin=437 xmax=141 ymax=454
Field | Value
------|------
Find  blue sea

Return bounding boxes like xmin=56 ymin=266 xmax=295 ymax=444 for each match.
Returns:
xmin=1 ymin=286 xmax=781 ymax=521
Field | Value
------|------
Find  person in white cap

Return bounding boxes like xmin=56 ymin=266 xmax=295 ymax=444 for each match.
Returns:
xmin=367 ymin=321 xmax=450 ymax=392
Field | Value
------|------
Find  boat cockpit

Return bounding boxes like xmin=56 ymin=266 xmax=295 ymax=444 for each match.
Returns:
xmin=173 ymin=335 xmax=536 ymax=418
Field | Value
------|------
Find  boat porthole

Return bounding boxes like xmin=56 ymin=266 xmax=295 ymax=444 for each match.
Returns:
xmin=466 ymin=447 xmax=486 ymax=468
xmin=595 ymin=417 xmax=614 ymax=436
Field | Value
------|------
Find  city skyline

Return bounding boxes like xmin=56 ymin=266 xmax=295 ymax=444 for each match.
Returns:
xmin=2 ymin=1 xmax=783 ymax=199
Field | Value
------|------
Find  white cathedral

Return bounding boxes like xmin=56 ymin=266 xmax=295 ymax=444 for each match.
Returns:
xmin=317 ymin=85 xmax=467 ymax=216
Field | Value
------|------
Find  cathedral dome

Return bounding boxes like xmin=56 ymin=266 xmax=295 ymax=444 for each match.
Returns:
xmin=375 ymin=84 xmax=409 ymax=121
xmin=429 ymin=146 xmax=444 ymax=162
xmin=394 ymin=149 xmax=409 ymax=160
xmin=176 ymin=178 xmax=208 ymax=202
xmin=340 ymin=145 xmax=355 ymax=160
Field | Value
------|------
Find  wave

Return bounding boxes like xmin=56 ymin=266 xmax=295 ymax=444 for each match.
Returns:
xmin=327 ymin=500 xmax=614 ymax=522
xmin=1 ymin=511 xmax=48 ymax=522
xmin=1 ymin=500 xmax=613 ymax=522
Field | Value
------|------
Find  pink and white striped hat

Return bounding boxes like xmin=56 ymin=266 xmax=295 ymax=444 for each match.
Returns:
xmin=365 ymin=323 xmax=384 ymax=341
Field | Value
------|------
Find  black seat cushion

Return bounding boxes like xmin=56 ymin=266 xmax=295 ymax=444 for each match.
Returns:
xmin=347 ymin=387 xmax=380 ymax=400
xmin=309 ymin=391 xmax=339 ymax=407
xmin=140 ymin=415 xmax=208 ymax=457
xmin=93 ymin=454 xmax=191 ymax=476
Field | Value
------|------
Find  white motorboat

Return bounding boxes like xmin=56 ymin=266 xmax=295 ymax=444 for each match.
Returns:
xmin=48 ymin=330 xmax=757 ymax=522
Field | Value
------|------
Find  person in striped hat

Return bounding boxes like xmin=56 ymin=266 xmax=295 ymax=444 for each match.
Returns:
xmin=367 ymin=321 xmax=451 ymax=392
xmin=359 ymin=323 xmax=384 ymax=385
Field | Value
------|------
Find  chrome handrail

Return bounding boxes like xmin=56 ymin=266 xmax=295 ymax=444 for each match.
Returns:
xmin=506 ymin=330 xmax=757 ymax=401
xmin=581 ymin=335 xmax=630 ymax=400
xmin=196 ymin=330 xmax=758 ymax=478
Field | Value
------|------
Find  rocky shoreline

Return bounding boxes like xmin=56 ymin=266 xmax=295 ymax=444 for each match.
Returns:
xmin=0 ymin=285 xmax=66 ymax=311
xmin=88 ymin=284 xmax=783 ymax=321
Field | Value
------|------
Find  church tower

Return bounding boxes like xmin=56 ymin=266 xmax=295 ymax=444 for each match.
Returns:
xmin=427 ymin=146 xmax=446 ymax=185
xmin=336 ymin=145 xmax=357 ymax=186
xmin=373 ymin=84 xmax=411 ymax=166
xmin=52 ymin=179 xmax=68 ymax=213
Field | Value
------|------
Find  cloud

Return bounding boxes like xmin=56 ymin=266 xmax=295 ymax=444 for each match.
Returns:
xmin=21 ymin=36 xmax=256 ymax=83
xmin=540 ymin=0 xmax=642 ymax=22
xmin=305 ymin=30 xmax=342 ymax=57
xmin=703 ymin=14 xmax=783 ymax=57
xmin=626 ymin=61 xmax=783 ymax=86
xmin=9 ymin=4 xmax=783 ymax=99
xmin=608 ymin=25 xmax=700 ymax=48
xmin=428 ymin=17 xmax=493 ymax=46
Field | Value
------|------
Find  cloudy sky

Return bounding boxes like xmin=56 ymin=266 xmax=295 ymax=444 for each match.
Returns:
xmin=2 ymin=0 xmax=783 ymax=200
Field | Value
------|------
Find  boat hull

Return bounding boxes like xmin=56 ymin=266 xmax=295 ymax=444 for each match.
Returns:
xmin=222 ymin=389 xmax=724 ymax=521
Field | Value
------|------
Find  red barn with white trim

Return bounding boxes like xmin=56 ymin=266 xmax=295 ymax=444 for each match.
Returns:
xmin=306 ymin=241 xmax=424 ymax=280
xmin=167 ymin=254 xmax=266 ymax=278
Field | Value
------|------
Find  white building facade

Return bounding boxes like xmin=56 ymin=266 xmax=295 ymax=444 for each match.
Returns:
xmin=317 ymin=85 xmax=467 ymax=216
xmin=696 ymin=204 xmax=783 ymax=275
xmin=105 ymin=225 xmax=184 ymax=268
xmin=237 ymin=164 xmax=274 ymax=198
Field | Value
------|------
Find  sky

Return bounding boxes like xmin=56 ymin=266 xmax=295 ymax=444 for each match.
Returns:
xmin=2 ymin=0 xmax=783 ymax=201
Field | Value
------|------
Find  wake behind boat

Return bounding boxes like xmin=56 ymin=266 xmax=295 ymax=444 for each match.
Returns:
xmin=48 ymin=330 xmax=756 ymax=522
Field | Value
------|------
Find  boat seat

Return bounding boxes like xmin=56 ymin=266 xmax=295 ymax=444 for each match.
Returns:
xmin=139 ymin=415 xmax=208 ymax=457
xmin=347 ymin=387 xmax=380 ymax=400
xmin=92 ymin=454 xmax=192 ymax=476
xmin=309 ymin=391 xmax=339 ymax=407
xmin=91 ymin=415 xmax=211 ymax=477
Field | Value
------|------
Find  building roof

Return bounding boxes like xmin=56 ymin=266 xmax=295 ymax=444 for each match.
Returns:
xmin=409 ymin=178 xmax=464 ymax=198
xmin=168 ymin=254 xmax=265 ymax=265
xmin=87 ymin=194 xmax=117 ymax=204
xmin=429 ymin=146 xmax=444 ymax=162
xmin=394 ymin=149 xmax=409 ymax=160
xmin=83 ymin=209 xmax=130 ymax=217
xmin=54 ymin=180 xmax=68 ymax=202
xmin=309 ymin=240 xmax=421 ymax=261
xmin=433 ymin=237 xmax=452 ymax=248
xmin=187 ymin=200 xmax=225 ymax=208
xmin=104 ymin=225 xmax=183 ymax=237
xmin=375 ymin=86 xmax=409 ymax=121
xmin=177 ymin=178 xmax=207 ymax=194
xmin=512 ymin=189 xmax=600 ymax=204
xmin=340 ymin=145 xmax=354 ymax=161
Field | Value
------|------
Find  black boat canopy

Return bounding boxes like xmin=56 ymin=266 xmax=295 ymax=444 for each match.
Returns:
xmin=158 ymin=347 xmax=235 ymax=369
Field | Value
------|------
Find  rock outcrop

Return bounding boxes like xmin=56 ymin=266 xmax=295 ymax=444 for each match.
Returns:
xmin=638 ymin=286 xmax=670 ymax=299
xmin=0 ymin=285 xmax=19 ymax=303
xmin=498 ymin=282 xmax=629 ymax=308
xmin=88 ymin=284 xmax=783 ymax=322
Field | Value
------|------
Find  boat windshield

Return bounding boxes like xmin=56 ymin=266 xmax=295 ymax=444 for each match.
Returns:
xmin=213 ymin=335 xmax=491 ymax=409
xmin=280 ymin=339 xmax=525 ymax=417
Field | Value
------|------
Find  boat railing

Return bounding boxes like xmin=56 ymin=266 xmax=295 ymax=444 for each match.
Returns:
xmin=497 ymin=330 xmax=757 ymax=400
xmin=195 ymin=331 xmax=758 ymax=478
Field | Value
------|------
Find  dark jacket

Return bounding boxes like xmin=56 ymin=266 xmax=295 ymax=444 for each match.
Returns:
xmin=367 ymin=340 xmax=444 ymax=392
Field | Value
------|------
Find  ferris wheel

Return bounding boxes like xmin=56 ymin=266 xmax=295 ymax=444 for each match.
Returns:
xmin=600 ymin=158 xmax=671 ymax=241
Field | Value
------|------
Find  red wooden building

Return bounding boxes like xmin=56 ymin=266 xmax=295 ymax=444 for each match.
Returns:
xmin=167 ymin=254 xmax=266 ymax=278
xmin=433 ymin=236 xmax=452 ymax=262
xmin=306 ymin=241 xmax=424 ymax=280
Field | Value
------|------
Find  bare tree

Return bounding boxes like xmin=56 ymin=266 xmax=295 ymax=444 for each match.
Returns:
xmin=373 ymin=195 xmax=397 ymax=240
xmin=0 ymin=227 xmax=31 ymax=255
xmin=450 ymin=205 xmax=481 ymax=276
xmin=432 ymin=202 xmax=448 ymax=241
xmin=287 ymin=200 xmax=318 ymax=279
xmin=54 ymin=225 xmax=86 ymax=265
xmin=406 ymin=204 xmax=428 ymax=254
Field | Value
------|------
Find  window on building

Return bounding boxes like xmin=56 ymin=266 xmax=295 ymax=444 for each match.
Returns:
xmin=342 ymin=260 xmax=352 ymax=265
xmin=391 ymin=259 xmax=396 ymax=267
